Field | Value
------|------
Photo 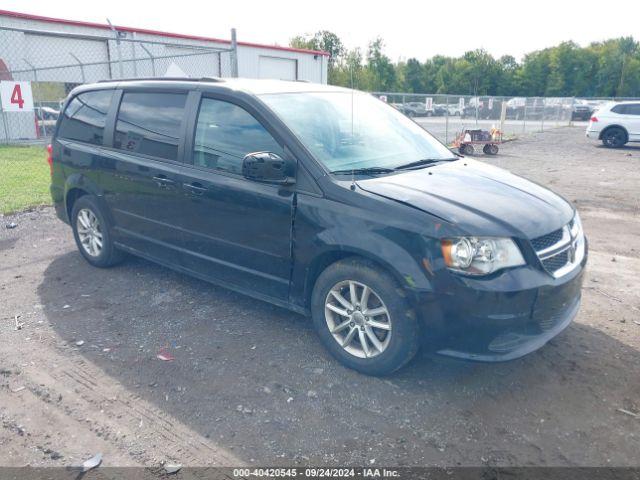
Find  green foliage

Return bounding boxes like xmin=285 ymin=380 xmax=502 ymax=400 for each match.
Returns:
xmin=290 ymin=32 xmax=640 ymax=97
xmin=290 ymin=31 xmax=345 ymax=84
xmin=0 ymin=145 xmax=50 ymax=214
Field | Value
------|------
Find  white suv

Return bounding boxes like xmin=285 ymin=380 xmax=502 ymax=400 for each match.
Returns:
xmin=586 ymin=101 xmax=640 ymax=148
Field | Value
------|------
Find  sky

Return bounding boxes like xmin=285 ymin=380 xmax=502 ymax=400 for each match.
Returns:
xmin=3 ymin=0 xmax=640 ymax=62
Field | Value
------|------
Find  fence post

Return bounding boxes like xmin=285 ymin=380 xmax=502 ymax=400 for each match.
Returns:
xmin=445 ymin=95 xmax=449 ymax=144
xmin=107 ymin=19 xmax=124 ymax=78
xmin=23 ymin=59 xmax=47 ymax=138
xmin=1 ymin=109 xmax=9 ymax=144
xmin=130 ymin=34 xmax=138 ymax=77
xmin=140 ymin=43 xmax=156 ymax=76
xmin=69 ymin=53 xmax=85 ymax=83
xmin=523 ymin=98 xmax=527 ymax=134
xmin=540 ymin=97 xmax=545 ymax=132
xmin=475 ymin=97 xmax=479 ymax=126
xmin=570 ymin=97 xmax=575 ymax=126
xmin=230 ymin=28 xmax=239 ymax=78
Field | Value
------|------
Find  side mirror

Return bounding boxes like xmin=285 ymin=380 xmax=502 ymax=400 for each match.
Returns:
xmin=242 ymin=152 xmax=295 ymax=185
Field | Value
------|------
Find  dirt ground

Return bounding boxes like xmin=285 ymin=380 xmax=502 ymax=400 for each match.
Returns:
xmin=1 ymin=127 xmax=639 ymax=469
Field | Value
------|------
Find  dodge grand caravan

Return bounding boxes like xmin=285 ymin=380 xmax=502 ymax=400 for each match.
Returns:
xmin=49 ymin=78 xmax=587 ymax=375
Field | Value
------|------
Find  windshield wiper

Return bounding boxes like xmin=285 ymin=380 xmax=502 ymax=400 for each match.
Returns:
xmin=393 ymin=157 xmax=458 ymax=170
xmin=331 ymin=167 xmax=395 ymax=175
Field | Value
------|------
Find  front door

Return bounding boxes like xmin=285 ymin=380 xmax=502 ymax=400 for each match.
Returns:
xmin=179 ymin=96 xmax=294 ymax=300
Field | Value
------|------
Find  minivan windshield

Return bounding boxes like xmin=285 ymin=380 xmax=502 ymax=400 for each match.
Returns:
xmin=259 ymin=91 xmax=456 ymax=173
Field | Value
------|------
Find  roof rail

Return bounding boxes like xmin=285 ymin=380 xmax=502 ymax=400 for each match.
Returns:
xmin=97 ymin=77 xmax=224 ymax=83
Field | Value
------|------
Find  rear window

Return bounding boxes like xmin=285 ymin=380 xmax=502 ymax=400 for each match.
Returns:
xmin=114 ymin=92 xmax=187 ymax=161
xmin=58 ymin=90 xmax=113 ymax=145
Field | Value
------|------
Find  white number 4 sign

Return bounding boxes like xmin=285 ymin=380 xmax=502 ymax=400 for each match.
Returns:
xmin=1 ymin=81 xmax=34 ymax=112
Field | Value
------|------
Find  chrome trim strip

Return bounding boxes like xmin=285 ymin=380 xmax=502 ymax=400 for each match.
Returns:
xmin=536 ymin=226 xmax=571 ymax=257
xmin=551 ymin=234 xmax=585 ymax=278
xmin=533 ymin=217 xmax=584 ymax=278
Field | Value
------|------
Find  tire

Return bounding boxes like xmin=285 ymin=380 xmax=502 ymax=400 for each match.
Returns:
xmin=311 ymin=257 xmax=420 ymax=376
xmin=483 ymin=144 xmax=499 ymax=155
xmin=459 ymin=144 xmax=474 ymax=156
xmin=407 ymin=111 xmax=415 ymax=118
xmin=601 ymin=127 xmax=627 ymax=148
xmin=71 ymin=195 xmax=125 ymax=268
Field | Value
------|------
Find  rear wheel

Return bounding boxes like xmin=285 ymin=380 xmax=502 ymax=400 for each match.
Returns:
xmin=601 ymin=127 xmax=627 ymax=148
xmin=71 ymin=195 xmax=125 ymax=268
xmin=311 ymin=258 xmax=420 ymax=376
xmin=483 ymin=144 xmax=499 ymax=155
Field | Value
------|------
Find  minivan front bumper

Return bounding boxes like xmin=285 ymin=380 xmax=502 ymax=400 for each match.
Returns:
xmin=414 ymin=242 xmax=587 ymax=362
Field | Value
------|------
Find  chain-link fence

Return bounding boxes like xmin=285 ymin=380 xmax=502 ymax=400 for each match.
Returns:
xmin=372 ymin=93 xmax=581 ymax=144
xmin=0 ymin=24 xmax=237 ymax=143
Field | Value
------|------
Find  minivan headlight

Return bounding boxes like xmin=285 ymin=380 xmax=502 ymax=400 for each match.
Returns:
xmin=441 ymin=237 xmax=525 ymax=275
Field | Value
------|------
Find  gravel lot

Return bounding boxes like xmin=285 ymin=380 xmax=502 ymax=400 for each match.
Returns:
xmin=1 ymin=127 xmax=639 ymax=468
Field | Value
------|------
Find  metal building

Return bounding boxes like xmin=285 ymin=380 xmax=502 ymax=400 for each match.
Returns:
xmin=0 ymin=9 xmax=328 ymax=141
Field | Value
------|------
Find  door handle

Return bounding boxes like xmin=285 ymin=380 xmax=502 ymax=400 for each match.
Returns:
xmin=183 ymin=182 xmax=207 ymax=195
xmin=152 ymin=175 xmax=176 ymax=188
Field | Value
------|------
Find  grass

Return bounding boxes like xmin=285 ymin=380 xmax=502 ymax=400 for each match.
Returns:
xmin=0 ymin=145 xmax=51 ymax=215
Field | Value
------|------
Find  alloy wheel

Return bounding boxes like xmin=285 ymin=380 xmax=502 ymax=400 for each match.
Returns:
xmin=324 ymin=280 xmax=392 ymax=359
xmin=76 ymin=208 xmax=103 ymax=257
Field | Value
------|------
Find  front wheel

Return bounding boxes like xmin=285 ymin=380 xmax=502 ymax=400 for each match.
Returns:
xmin=459 ymin=144 xmax=475 ymax=155
xmin=311 ymin=258 xmax=420 ymax=376
xmin=601 ymin=127 xmax=627 ymax=148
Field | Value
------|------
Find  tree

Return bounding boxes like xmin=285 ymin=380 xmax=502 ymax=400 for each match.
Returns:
xmin=402 ymin=58 xmax=424 ymax=93
xmin=366 ymin=38 xmax=396 ymax=91
xmin=290 ymin=31 xmax=345 ymax=84
xmin=289 ymin=30 xmax=640 ymax=97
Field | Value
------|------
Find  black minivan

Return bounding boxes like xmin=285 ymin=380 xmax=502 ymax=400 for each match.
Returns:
xmin=49 ymin=78 xmax=587 ymax=375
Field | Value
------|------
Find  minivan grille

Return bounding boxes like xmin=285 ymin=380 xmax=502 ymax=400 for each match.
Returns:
xmin=531 ymin=215 xmax=584 ymax=278
xmin=531 ymin=228 xmax=563 ymax=251
xmin=541 ymin=250 xmax=569 ymax=272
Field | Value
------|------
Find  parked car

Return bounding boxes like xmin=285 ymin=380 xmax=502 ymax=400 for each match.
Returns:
xmin=586 ymin=101 xmax=640 ymax=148
xmin=35 ymin=106 xmax=60 ymax=120
xmin=571 ymin=100 xmax=593 ymax=121
xmin=402 ymin=102 xmax=434 ymax=117
xmin=432 ymin=104 xmax=447 ymax=116
xmin=446 ymin=104 xmax=462 ymax=116
xmin=49 ymin=79 xmax=587 ymax=375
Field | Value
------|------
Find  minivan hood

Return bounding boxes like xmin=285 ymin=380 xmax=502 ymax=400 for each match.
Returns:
xmin=357 ymin=159 xmax=574 ymax=239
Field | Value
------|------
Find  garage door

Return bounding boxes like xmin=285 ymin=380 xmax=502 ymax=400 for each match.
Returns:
xmin=258 ymin=56 xmax=297 ymax=81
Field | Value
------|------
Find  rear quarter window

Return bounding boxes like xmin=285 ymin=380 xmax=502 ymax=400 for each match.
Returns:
xmin=57 ymin=90 xmax=114 ymax=145
xmin=624 ymin=104 xmax=640 ymax=115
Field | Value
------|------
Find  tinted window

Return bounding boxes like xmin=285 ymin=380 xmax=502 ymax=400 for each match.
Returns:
xmin=58 ymin=90 xmax=113 ymax=145
xmin=193 ymin=98 xmax=281 ymax=174
xmin=611 ymin=105 xmax=626 ymax=114
xmin=115 ymin=92 xmax=186 ymax=161
xmin=625 ymin=104 xmax=640 ymax=115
